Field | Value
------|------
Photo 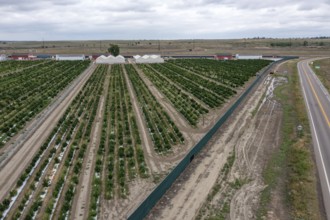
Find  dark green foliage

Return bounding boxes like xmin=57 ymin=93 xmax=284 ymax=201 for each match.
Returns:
xmin=108 ymin=44 xmax=120 ymax=56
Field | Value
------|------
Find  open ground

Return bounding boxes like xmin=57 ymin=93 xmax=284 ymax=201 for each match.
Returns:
xmin=1 ymin=38 xmax=330 ymax=56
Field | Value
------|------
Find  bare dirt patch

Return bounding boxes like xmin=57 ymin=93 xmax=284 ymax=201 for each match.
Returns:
xmin=72 ymin=73 xmax=109 ymax=220
xmin=101 ymin=179 xmax=155 ymax=219
xmin=145 ymin=73 xmax=287 ymax=220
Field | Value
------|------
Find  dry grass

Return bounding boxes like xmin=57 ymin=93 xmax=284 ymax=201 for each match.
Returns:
xmin=311 ymin=58 xmax=330 ymax=92
xmin=258 ymin=60 xmax=321 ymax=220
xmin=1 ymin=39 xmax=330 ymax=56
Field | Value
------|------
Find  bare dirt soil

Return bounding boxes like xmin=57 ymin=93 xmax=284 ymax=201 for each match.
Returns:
xmin=72 ymin=76 xmax=108 ymax=220
xmin=145 ymin=73 xmax=287 ymax=220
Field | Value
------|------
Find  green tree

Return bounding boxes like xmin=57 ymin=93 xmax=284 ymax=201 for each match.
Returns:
xmin=303 ymin=41 xmax=308 ymax=46
xmin=108 ymin=44 xmax=120 ymax=56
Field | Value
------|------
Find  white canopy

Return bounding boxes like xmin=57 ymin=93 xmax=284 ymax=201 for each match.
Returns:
xmin=95 ymin=55 xmax=125 ymax=64
xmin=0 ymin=54 xmax=7 ymax=61
xmin=134 ymin=54 xmax=164 ymax=63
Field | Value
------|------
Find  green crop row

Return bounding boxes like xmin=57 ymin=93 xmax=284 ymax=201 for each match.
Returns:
xmin=149 ymin=63 xmax=224 ymax=108
xmin=169 ymin=59 xmax=272 ymax=88
xmin=125 ymin=64 xmax=184 ymax=153
xmin=0 ymin=60 xmax=90 ymax=147
xmin=138 ymin=64 xmax=208 ymax=126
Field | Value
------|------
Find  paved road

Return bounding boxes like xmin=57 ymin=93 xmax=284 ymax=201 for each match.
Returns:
xmin=298 ymin=58 xmax=330 ymax=219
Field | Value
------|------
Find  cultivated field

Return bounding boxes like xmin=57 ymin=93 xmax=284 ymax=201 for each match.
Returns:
xmin=0 ymin=60 xmax=90 ymax=148
xmin=0 ymin=58 xmax=272 ymax=219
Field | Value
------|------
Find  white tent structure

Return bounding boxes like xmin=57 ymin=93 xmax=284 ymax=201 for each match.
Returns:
xmin=0 ymin=54 xmax=7 ymax=61
xmin=95 ymin=55 xmax=125 ymax=64
xmin=235 ymin=54 xmax=262 ymax=60
xmin=133 ymin=55 xmax=164 ymax=63
xmin=55 ymin=54 xmax=85 ymax=61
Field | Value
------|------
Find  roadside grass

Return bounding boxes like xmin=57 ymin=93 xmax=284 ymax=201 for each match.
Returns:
xmin=310 ymin=58 xmax=330 ymax=93
xmin=257 ymin=60 xmax=321 ymax=220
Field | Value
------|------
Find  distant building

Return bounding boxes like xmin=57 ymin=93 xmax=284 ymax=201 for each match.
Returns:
xmin=214 ymin=53 xmax=233 ymax=60
xmin=11 ymin=53 xmax=29 ymax=60
xmin=90 ymin=54 xmax=108 ymax=60
xmin=0 ymin=54 xmax=7 ymax=61
xmin=55 ymin=54 xmax=85 ymax=61
xmin=28 ymin=54 xmax=37 ymax=60
xmin=37 ymin=54 xmax=52 ymax=59
xmin=10 ymin=53 xmax=37 ymax=60
xmin=235 ymin=54 xmax=263 ymax=60
xmin=166 ymin=55 xmax=214 ymax=59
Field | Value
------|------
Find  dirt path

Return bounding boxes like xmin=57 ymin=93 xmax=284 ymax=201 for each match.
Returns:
xmin=72 ymin=78 xmax=107 ymax=219
xmin=146 ymin=71 xmax=286 ymax=220
xmin=132 ymin=64 xmax=193 ymax=133
xmin=0 ymin=63 xmax=96 ymax=201
xmin=123 ymin=66 xmax=162 ymax=174
xmin=228 ymin=77 xmax=284 ymax=220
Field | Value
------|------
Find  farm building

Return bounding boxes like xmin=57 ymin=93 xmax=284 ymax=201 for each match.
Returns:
xmin=214 ymin=53 xmax=233 ymax=60
xmin=166 ymin=55 xmax=214 ymax=59
xmin=55 ymin=54 xmax=85 ymax=61
xmin=0 ymin=54 xmax=7 ymax=61
xmin=95 ymin=55 xmax=125 ymax=64
xmin=36 ymin=54 xmax=52 ymax=59
xmin=89 ymin=54 xmax=108 ymax=60
xmin=235 ymin=54 xmax=263 ymax=60
xmin=134 ymin=55 xmax=164 ymax=63
xmin=10 ymin=53 xmax=30 ymax=60
xmin=28 ymin=54 xmax=37 ymax=60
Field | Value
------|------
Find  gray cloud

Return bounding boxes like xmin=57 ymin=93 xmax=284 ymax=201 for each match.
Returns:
xmin=0 ymin=0 xmax=329 ymax=40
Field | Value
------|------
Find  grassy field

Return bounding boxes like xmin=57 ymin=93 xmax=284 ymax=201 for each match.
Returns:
xmin=1 ymin=38 xmax=330 ymax=56
xmin=311 ymin=58 xmax=330 ymax=92
xmin=257 ymin=60 xmax=322 ymax=220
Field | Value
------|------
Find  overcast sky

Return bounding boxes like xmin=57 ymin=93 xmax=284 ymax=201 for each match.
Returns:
xmin=0 ymin=0 xmax=329 ymax=40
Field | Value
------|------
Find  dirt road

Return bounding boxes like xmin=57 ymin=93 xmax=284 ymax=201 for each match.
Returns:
xmin=73 ymin=95 xmax=105 ymax=220
xmin=123 ymin=66 xmax=162 ymax=174
xmin=147 ymin=73 xmax=285 ymax=220
xmin=0 ymin=64 xmax=96 ymax=201
xmin=228 ymin=77 xmax=284 ymax=220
